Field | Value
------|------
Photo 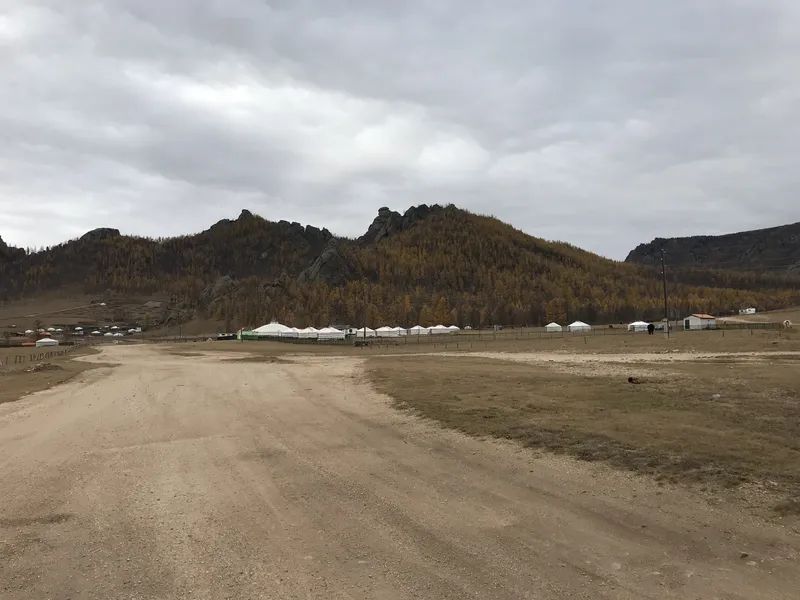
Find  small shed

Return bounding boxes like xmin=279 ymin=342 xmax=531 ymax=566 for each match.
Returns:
xmin=567 ymin=320 xmax=592 ymax=333
xmin=35 ymin=338 xmax=59 ymax=347
xmin=684 ymin=314 xmax=716 ymax=331
xmin=544 ymin=322 xmax=562 ymax=332
xmin=628 ymin=321 xmax=649 ymax=332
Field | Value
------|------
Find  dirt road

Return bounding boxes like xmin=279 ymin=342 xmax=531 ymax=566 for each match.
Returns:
xmin=1 ymin=346 xmax=798 ymax=599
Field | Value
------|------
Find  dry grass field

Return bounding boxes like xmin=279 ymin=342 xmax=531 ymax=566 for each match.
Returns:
xmin=165 ymin=327 xmax=800 ymax=357
xmin=366 ymin=352 xmax=800 ymax=517
xmin=0 ymin=345 xmax=101 ymax=405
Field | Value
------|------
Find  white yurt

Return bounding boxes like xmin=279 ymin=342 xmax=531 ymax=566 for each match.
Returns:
xmin=91 ymin=330 xmax=102 ymax=336
xmin=567 ymin=320 xmax=592 ymax=333
xmin=628 ymin=321 xmax=649 ymax=332
xmin=55 ymin=328 xmax=63 ymax=333
xmin=35 ymin=337 xmax=59 ymax=347
xmin=47 ymin=327 xmax=56 ymax=332
xmin=74 ymin=326 xmax=83 ymax=331
xmin=298 ymin=327 xmax=319 ymax=339
xmin=103 ymin=332 xmax=113 ymax=337
xmin=24 ymin=329 xmax=34 ymax=335
xmin=128 ymin=329 xmax=137 ymax=334
xmin=356 ymin=327 xmax=377 ymax=338
xmin=376 ymin=326 xmax=399 ymax=337
xmin=447 ymin=325 xmax=461 ymax=333
xmin=407 ymin=325 xmax=430 ymax=335
xmin=317 ymin=327 xmax=346 ymax=340
xmin=392 ymin=326 xmax=408 ymax=336
xmin=253 ymin=322 xmax=293 ymax=338
xmin=113 ymin=332 xmax=125 ymax=337
xmin=430 ymin=324 xmax=451 ymax=335
xmin=545 ymin=322 xmax=563 ymax=332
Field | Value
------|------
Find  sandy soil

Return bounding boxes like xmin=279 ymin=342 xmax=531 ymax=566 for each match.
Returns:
xmin=1 ymin=345 xmax=798 ymax=599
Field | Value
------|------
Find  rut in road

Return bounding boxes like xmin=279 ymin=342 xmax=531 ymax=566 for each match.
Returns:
xmin=0 ymin=345 xmax=798 ymax=599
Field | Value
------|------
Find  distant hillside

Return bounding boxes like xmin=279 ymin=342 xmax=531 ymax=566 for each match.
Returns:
xmin=2 ymin=206 xmax=800 ymax=329
xmin=626 ymin=222 xmax=800 ymax=273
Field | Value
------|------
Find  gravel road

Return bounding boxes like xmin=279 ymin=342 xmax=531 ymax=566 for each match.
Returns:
xmin=1 ymin=345 xmax=798 ymax=599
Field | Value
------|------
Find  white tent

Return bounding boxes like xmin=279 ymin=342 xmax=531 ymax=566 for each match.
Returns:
xmin=35 ymin=338 xmax=59 ymax=347
xmin=392 ymin=326 xmax=408 ymax=336
xmin=628 ymin=321 xmax=649 ymax=332
xmin=298 ymin=327 xmax=319 ymax=339
xmin=407 ymin=325 xmax=430 ymax=335
xmin=24 ymin=329 xmax=34 ymax=334
xmin=253 ymin=322 xmax=293 ymax=338
xmin=113 ymin=332 xmax=125 ymax=337
xmin=111 ymin=325 xmax=119 ymax=330
xmin=317 ymin=327 xmax=346 ymax=340
xmin=447 ymin=325 xmax=461 ymax=332
xmin=47 ymin=327 xmax=56 ymax=332
xmin=356 ymin=327 xmax=377 ymax=338
xmin=376 ymin=326 xmax=399 ymax=337
xmin=103 ymin=332 xmax=113 ymax=337
xmin=74 ymin=327 xmax=83 ymax=331
xmin=545 ymin=322 xmax=563 ymax=332
xmin=430 ymin=324 xmax=451 ymax=335
xmin=128 ymin=329 xmax=137 ymax=334
xmin=567 ymin=321 xmax=592 ymax=333
xmin=91 ymin=330 xmax=102 ymax=335
xmin=55 ymin=328 xmax=63 ymax=333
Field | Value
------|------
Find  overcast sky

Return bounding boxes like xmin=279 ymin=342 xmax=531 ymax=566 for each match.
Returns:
xmin=1 ymin=1 xmax=799 ymax=259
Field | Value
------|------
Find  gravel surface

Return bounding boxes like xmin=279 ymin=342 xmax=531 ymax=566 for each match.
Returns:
xmin=1 ymin=345 xmax=798 ymax=599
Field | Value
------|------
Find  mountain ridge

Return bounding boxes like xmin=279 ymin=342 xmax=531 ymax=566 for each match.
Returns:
xmin=2 ymin=206 xmax=800 ymax=329
xmin=626 ymin=221 xmax=800 ymax=273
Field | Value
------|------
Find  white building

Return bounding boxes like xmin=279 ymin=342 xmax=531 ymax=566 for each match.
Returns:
xmin=407 ymin=325 xmax=430 ymax=335
xmin=376 ymin=326 xmax=399 ymax=337
xmin=627 ymin=321 xmax=649 ymax=332
xmin=683 ymin=314 xmax=716 ymax=330
xmin=544 ymin=322 xmax=562 ymax=332
xmin=739 ymin=307 xmax=756 ymax=315
xmin=317 ymin=327 xmax=346 ymax=340
xmin=429 ymin=324 xmax=451 ymax=335
xmin=297 ymin=327 xmax=319 ymax=339
xmin=567 ymin=320 xmax=592 ymax=333
xmin=253 ymin=322 xmax=294 ymax=338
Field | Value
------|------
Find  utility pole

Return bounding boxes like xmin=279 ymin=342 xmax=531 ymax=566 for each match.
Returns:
xmin=363 ymin=284 xmax=368 ymax=341
xmin=661 ymin=248 xmax=670 ymax=338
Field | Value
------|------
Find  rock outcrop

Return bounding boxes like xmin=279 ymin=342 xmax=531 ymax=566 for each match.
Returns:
xmin=357 ymin=204 xmax=444 ymax=246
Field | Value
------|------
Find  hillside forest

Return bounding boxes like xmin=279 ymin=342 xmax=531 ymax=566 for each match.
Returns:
xmin=1 ymin=206 xmax=799 ymax=330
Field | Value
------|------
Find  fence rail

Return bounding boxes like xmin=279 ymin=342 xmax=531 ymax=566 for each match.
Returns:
xmin=1 ymin=344 xmax=80 ymax=368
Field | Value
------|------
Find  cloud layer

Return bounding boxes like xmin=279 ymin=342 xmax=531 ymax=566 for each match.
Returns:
xmin=2 ymin=0 xmax=799 ymax=258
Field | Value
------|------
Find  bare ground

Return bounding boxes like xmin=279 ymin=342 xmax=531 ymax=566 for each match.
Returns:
xmin=1 ymin=345 xmax=799 ymax=599
xmin=0 ymin=346 xmax=101 ymax=405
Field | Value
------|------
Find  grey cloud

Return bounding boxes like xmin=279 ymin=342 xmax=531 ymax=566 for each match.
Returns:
xmin=1 ymin=0 xmax=799 ymax=260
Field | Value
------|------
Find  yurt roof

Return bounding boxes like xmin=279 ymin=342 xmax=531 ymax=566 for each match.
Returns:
xmin=376 ymin=326 xmax=395 ymax=331
xmin=253 ymin=321 xmax=292 ymax=333
xmin=569 ymin=321 xmax=590 ymax=327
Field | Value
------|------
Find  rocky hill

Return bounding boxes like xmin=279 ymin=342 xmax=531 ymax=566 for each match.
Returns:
xmin=2 ymin=206 xmax=800 ymax=329
xmin=625 ymin=222 xmax=800 ymax=273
